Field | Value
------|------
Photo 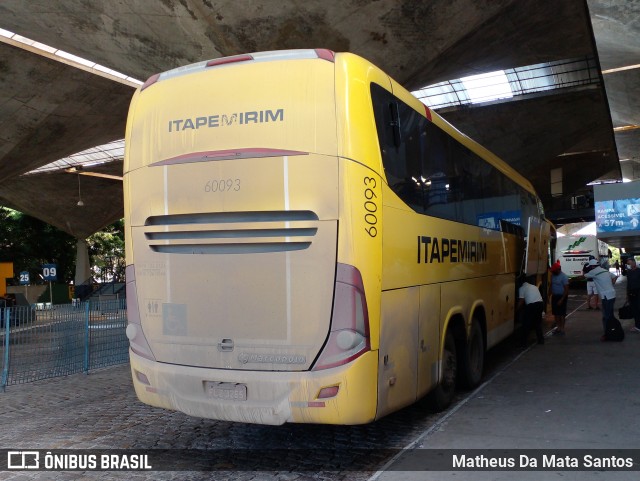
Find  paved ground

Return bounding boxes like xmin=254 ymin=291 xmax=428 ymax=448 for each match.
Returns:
xmin=374 ymin=278 xmax=640 ymax=481
xmin=1 ymin=285 xmax=638 ymax=480
xmin=0 ymin=360 xmax=449 ymax=481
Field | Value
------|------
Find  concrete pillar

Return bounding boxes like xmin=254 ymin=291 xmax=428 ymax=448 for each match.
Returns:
xmin=75 ymin=239 xmax=91 ymax=286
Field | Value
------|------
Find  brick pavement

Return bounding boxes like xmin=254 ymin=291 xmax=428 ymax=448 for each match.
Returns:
xmin=0 ymin=363 xmax=447 ymax=480
xmin=0 ymin=291 xmax=594 ymax=480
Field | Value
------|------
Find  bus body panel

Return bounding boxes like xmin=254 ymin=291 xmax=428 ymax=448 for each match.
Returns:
xmin=334 ymin=53 xmax=390 ymax=175
xmin=376 ymin=170 xmax=520 ymax=413
xmin=375 ymin=269 xmax=516 ymax=420
xmin=336 ymin=159 xmax=383 ymax=352
xmin=130 ymin=348 xmax=378 ymax=425
xmin=332 ymin=54 xmax=391 ymax=357
xmin=127 ymin=153 xmax=339 ymax=371
xmin=381 ymin=196 xmax=515 ymax=290
xmin=418 ymin=284 xmax=441 ymax=397
xmin=125 ymin=57 xmax=338 ymax=174
xmin=127 ymin=154 xmax=340 ymax=228
xmin=377 ymin=287 xmax=420 ymax=417
xmin=440 ymin=274 xmax=516 ymax=349
xmin=124 ymin=56 xmax=343 ymax=372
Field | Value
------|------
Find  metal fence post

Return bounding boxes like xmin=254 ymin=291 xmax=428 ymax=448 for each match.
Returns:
xmin=1 ymin=308 xmax=11 ymax=391
xmin=83 ymin=301 xmax=90 ymax=374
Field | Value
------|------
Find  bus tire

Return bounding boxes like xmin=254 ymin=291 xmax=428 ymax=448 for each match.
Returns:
xmin=461 ymin=318 xmax=484 ymax=389
xmin=428 ymin=330 xmax=457 ymax=411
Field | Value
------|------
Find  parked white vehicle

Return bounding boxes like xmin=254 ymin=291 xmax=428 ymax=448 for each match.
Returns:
xmin=555 ymin=235 xmax=610 ymax=279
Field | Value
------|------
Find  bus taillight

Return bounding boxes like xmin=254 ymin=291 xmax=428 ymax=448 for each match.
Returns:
xmin=125 ymin=265 xmax=156 ymax=361
xmin=312 ymin=263 xmax=371 ymax=371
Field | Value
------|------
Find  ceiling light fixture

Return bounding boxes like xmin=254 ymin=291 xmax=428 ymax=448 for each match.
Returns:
xmin=602 ymin=64 xmax=640 ymax=75
xmin=0 ymin=28 xmax=141 ymax=87
xmin=613 ymin=125 xmax=640 ymax=132
xmin=77 ymin=174 xmax=84 ymax=207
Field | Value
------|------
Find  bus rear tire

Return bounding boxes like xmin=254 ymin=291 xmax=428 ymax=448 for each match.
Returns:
xmin=428 ymin=330 xmax=457 ymax=411
xmin=461 ymin=318 xmax=484 ymax=389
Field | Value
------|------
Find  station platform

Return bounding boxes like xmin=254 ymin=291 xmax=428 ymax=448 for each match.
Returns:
xmin=374 ymin=278 xmax=640 ymax=480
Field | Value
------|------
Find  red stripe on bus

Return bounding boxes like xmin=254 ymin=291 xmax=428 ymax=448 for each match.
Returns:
xmin=150 ymin=148 xmax=309 ymax=166
xmin=424 ymin=104 xmax=432 ymax=121
xmin=141 ymin=73 xmax=160 ymax=91
xmin=315 ymin=49 xmax=335 ymax=62
xmin=206 ymin=55 xmax=254 ymax=68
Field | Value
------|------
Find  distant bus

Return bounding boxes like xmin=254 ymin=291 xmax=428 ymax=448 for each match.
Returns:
xmin=123 ymin=49 xmax=550 ymax=425
xmin=555 ymin=235 xmax=611 ymax=279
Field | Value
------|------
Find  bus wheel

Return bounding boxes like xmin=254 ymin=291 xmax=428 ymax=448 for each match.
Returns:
xmin=428 ymin=330 xmax=457 ymax=411
xmin=461 ymin=318 xmax=484 ymax=389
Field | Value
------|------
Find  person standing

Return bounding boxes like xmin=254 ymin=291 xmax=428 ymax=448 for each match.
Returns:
xmin=549 ymin=261 xmax=569 ymax=335
xmin=626 ymin=257 xmax=640 ymax=333
xmin=517 ymin=276 xmax=545 ymax=346
xmin=583 ymin=259 xmax=600 ymax=310
xmin=585 ymin=261 xmax=618 ymax=340
xmin=615 ymin=259 xmax=621 ymax=276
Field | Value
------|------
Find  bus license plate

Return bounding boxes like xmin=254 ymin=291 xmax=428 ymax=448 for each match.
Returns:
xmin=206 ymin=382 xmax=247 ymax=401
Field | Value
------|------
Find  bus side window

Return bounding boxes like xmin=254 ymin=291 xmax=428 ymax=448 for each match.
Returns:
xmin=371 ymin=84 xmax=403 ymax=179
xmin=421 ymin=122 xmax=458 ymax=219
xmin=371 ymin=81 xmax=534 ymax=231
xmin=371 ymin=83 xmax=425 ymax=212
xmin=390 ymin=102 xmax=402 ymax=148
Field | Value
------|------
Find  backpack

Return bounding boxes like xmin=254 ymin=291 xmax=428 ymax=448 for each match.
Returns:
xmin=604 ymin=316 xmax=625 ymax=342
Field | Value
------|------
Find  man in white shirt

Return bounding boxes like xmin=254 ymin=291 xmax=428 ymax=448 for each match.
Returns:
xmin=517 ymin=276 xmax=545 ymax=346
xmin=583 ymin=259 xmax=600 ymax=310
xmin=585 ymin=262 xmax=617 ymax=338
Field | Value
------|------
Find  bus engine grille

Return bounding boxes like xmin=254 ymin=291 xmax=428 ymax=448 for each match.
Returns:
xmin=144 ymin=210 xmax=319 ymax=254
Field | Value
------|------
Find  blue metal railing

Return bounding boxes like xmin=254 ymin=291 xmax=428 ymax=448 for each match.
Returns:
xmin=0 ymin=299 xmax=128 ymax=390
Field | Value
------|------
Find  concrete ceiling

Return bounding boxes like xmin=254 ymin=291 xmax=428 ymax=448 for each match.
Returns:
xmin=0 ymin=0 xmax=638 ymax=249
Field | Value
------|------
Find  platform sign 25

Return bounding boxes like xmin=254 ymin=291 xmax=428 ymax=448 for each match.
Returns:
xmin=42 ymin=264 xmax=57 ymax=281
xmin=19 ymin=271 xmax=30 ymax=285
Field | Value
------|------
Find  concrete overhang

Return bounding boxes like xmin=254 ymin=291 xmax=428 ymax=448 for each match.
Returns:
xmin=0 ymin=0 xmax=636 ymax=239
xmin=0 ymin=41 xmax=133 ymax=182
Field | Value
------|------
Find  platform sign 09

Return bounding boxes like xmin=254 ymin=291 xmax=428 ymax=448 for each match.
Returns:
xmin=42 ymin=264 xmax=58 ymax=281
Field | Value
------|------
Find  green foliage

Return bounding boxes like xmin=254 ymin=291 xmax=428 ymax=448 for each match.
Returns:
xmin=37 ymin=283 xmax=73 ymax=304
xmin=87 ymin=219 xmax=125 ymax=283
xmin=0 ymin=207 xmax=76 ymax=283
xmin=0 ymin=208 xmax=125 ymax=286
xmin=609 ymin=246 xmax=621 ymax=265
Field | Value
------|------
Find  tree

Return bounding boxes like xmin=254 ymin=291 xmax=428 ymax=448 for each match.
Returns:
xmin=86 ymin=219 xmax=125 ymax=283
xmin=0 ymin=208 xmax=126 ymax=286
xmin=0 ymin=207 xmax=76 ymax=284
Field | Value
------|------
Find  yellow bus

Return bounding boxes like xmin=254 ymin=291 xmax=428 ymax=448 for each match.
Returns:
xmin=124 ymin=49 xmax=549 ymax=425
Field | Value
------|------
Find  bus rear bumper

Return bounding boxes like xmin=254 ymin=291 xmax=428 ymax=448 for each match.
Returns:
xmin=129 ymin=349 xmax=378 ymax=425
